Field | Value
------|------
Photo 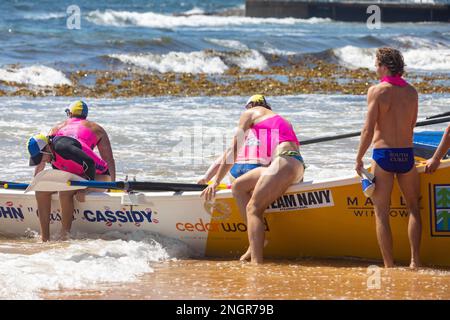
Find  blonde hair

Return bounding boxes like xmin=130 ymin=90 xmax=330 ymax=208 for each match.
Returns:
xmin=376 ymin=47 xmax=405 ymax=76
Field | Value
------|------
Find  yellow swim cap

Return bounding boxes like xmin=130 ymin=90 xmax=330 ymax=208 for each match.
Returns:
xmin=245 ymin=95 xmax=270 ymax=109
xmin=27 ymin=133 xmax=49 ymax=166
xmin=65 ymin=100 xmax=88 ymax=119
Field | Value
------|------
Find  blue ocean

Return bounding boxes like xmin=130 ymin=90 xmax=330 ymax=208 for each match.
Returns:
xmin=0 ymin=0 xmax=448 ymax=84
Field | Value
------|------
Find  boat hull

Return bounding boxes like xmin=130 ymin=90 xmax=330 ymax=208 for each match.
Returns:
xmin=1 ymin=160 xmax=449 ymax=266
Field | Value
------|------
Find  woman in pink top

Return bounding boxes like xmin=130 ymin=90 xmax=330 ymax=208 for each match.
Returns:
xmin=201 ymin=95 xmax=305 ymax=264
xmin=198 ymin=116 xmax=276 ymax=184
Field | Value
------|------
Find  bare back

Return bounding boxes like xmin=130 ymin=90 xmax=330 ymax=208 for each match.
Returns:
xmin=372 ymin=83 xmax=418 ymax=148
xmin=78 ymin=119 xmax=106 ymax=141
xmin=50 ymin=117 xmax=116 ymax=180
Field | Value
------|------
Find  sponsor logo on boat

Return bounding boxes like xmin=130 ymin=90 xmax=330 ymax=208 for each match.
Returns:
xmin=203 ymin=201 xmax=231 ymax=221
xmin=0 ymin=206 xmax=24 ymax=221
xmin=176 ymin=218 xmax=269 ymax=233
xmin=83 ymin=209 xmax=153 ymax=224
xmin=431 ymin=184 xmax=450 ymax=236
xmin=346 ymin=196 xmax=413 ymax=218
xmin=265 ymin=190 xmax=334 ymax=212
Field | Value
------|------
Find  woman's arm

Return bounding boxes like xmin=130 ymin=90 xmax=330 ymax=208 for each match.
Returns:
xmin=197 ymin=152 xmax=229 ymax=184
xmin=34 ymin=154 xmax=51 ymax=176
xmin=201 ymin=110 xmax=254 ymax=200
xmin=425 ymin=124 xmax=450 ymax=174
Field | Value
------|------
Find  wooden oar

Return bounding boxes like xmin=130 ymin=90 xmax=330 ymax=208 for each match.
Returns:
xmin=2 ymin=169 xmax=230 ymax=192
xmin=68 ymin=180 xmax=230 ymax=192
xmin=0 ymin=182 xmax=28 ymax=190
xmin=426 ymin=111 xmax=450 ymax=120
xmin=300 ymin=115 xmax=450 ymax=146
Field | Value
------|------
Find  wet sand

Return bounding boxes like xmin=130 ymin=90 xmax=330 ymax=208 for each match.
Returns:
xmin=42 ymin=258 xmax=450 ymax=300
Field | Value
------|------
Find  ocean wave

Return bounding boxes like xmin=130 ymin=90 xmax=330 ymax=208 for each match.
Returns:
xmin=23 ymin=12 xmax=66 ymax=20
xmin=181 ymin=7 xmax=205 ymax=16
xmin=0 ymin=65 xmax=71 ymax=86
xmin=0 ymin=231 xmax=191 ymax=299
xmin=357 ymin=35 xmax=387 ymax=47
xmin=108 ymin=49 xmax=268 ymax=74
xmin=262 ymin=47 xmax=297 ymax=56
xmin=333 ymin=45 xmax=450 ymax=72
xmin=225 ymin=50 xmax=268 ymax=70
xmin=213 ymin=4 xmax=245 ymax=16
xmin=393 ymin=35 xmax=449 ymax=49
xmin=204 ymin=38 xmax=249 ymax=50
xmin=86 ymin=9 xmax=331 ymax=29
xmin=106 ymin=36 xmax=175 ymax=48
xmin=109 ymin=51 xmax=229 ymax=74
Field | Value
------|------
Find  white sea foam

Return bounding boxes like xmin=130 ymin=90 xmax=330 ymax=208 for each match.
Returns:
xmin=394 ymin=35 xmax=449 ymax=49
xmin=109 ymin=51 xmax=229 ymax=74
xmin=262 ymin=47 xmax=297 ymax=56
xmin=87 ymin=10 xmax=331 ymax=29
xmin=109 ymin=49 xmax=268 ymax=73
xmin=0 ymin=231 xmax=191 ymax=299
xmin=333 ymin=46 xmax=377 ymax=70
xmin=204 ymin=38 xmax=249 ymax=51
xmin=182 ymin=7 xmax=205 ymax=16
xmin=23 ymin=12 xmax=66 ymax=20
xmin=333 ymin=45 xmax=450 ymax=72
xmin=0 ymin=65 xmax=72 ymax=86
xmin=402 ymin=48 xmax=450 ymax=71
xmin=227 ymin=50 xmax=268 ymax=70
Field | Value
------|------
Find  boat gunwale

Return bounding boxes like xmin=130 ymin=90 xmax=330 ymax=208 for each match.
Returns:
xmin=0 ymin=160 xmax=448 ymax=201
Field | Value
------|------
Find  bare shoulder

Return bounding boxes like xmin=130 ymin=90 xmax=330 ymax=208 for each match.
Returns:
xmin=251 ymin=106 xmax=273 ymax=120
xmin=367 ymin=84 xmax=386 ymax=99
xmin=241 ymin=108 xmax=261 ymax=122
xmin=50 ymin=119 xmax=68 ymax=134
xmin=406 ymin=84 xmax=418 ymax=97
xmin=87 ymin=120 xmax=107 ymax=137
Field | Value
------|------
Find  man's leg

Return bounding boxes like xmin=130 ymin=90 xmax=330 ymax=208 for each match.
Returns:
xmin=35 ymin=191 xmax=54 ymax=242
xmin=397 ymin=168 xmax=421 ymax=268
xmin=372 ymin=161 xmax=395 ymax=267
xmin=58 ymin=190 xmax=77 ymax=240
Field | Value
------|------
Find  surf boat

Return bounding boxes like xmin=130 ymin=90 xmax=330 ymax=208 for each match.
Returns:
xmin=0 ymin=131 xmax=449 ymax=267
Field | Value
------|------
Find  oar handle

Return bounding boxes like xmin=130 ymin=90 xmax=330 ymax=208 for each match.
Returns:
xmin=68 ymin=180 xmax=126 ymax=189
xmin=1 ymin=179 xmax=231 ymax=192
xmin=301 ymin=132 xmax=361 ymax=145
xmin=415 ymin=116 xmax=450 ymax=127
xmin=68 ymin=180 xmax=231 ymax=191
xmin=1 ymin=182 xmax=29 ymax=190
xmin=426 ymin=112 xmax=450 ymax=120
xmin=300 ymin=115 xmax=450 ymax=146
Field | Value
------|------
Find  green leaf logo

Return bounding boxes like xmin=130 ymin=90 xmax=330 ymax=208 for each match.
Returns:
xmin=436 ymin=187 xmax=450 ymax=208
xmin=437 ymin=210 xmax=450 ymax=231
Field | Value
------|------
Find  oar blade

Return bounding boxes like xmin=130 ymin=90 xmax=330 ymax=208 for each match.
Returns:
xmin=25 ymin=169 xmax=87 ymax=193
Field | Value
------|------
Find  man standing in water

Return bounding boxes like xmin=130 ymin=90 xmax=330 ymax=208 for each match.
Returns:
xmin=355 ymin=48 xmax=421 ymax=268
xmin=27 ymin=101 xmax=116 ymax=242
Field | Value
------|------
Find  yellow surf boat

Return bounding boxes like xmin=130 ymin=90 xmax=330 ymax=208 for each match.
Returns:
xmin=0 ymin=160 xmax=449 ymax=267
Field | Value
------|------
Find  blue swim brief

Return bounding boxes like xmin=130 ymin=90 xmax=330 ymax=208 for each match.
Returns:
xmin=230 ymin=163 xmax=262 ymax=179
xmin=372 ymin=148 xmax=415 ymax=174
